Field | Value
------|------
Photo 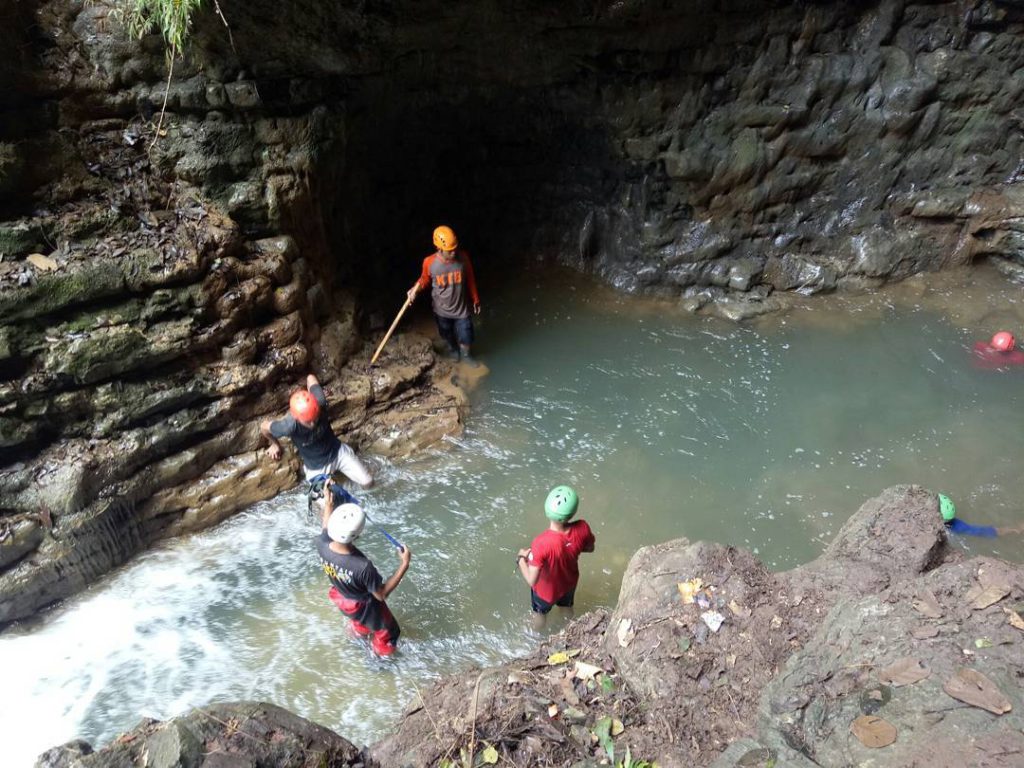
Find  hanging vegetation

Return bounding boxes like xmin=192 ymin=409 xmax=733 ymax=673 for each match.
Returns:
xmin=113 ymin=0 xmax=204 ymax=57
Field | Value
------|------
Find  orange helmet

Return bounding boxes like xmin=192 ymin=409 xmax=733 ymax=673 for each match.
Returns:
xmin=432 ymin=225 xmax=458 ymax=252
xmin=992 ymin=331 xmax=1016 ymax=352
xmin=289 ymin=390 xmax=320 ymax=423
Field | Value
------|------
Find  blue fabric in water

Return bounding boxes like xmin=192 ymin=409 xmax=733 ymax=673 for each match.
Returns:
xmin=947 ymin=518 xmax=998 ymax=538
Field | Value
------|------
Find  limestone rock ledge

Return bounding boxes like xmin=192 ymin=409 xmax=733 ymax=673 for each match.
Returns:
xmin=50 ymin=486 xmax=1024 ymax=767
xmin=35 ymin=702 xmax=364 ymax=768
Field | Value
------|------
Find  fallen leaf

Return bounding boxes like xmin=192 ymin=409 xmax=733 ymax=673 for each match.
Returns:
xmin=559 ymin=673 xmax=580 ymax=706
xmin=506 ymin=671 xmax=524 ymax=685
xmin=878 ymin=658 xmax=931 ymax=687
xmin=592 ymin=716 xmax=615 ymax=760
xmin=943 ymin=668 xmax=1012 ymax=715
xmin=912 ymin=626 xmax=939 ymax=640
xmin=912 ymin=590 xmax=943 ymax=619
xmin=617 ymin=618 xmax=635 ymax=647
xmin=728 ymin=599 xmax=752 ymax=619
xmin=26 ymin=253 xmax=58 ymax=271
xmin=678 ymin=578 xmax=704 ymax=603
xmin=975 ymin=637 xmax=994 ymax=648
xmin=481 ymin=744 xmax=499 ymax=765
xmin=969 ymin=584 xmax=1010 ymax=610
xmin=574 ymin=661 xmax=603 ymax=681
xmin=1003 ymin=608 xmax=1024 ymax=631
xmin=702 ymin=611 xmax=726 ymax=632
xmin=611 ymin=718 xmax=624 ymax=736
xmin=547 ymin=648 xmax=581 ymax=665
xmin=851 ymin=715 xmax=897 ymax=748
xmin=770 ymin=615 xmax=783 ymax=630
xmin=600 ymin=675 xmax=615 ymax=694
xmin=548 ymin=703 xmax=559 ymax=718
xmin=678 ymin=636 xmax=691 ymax=653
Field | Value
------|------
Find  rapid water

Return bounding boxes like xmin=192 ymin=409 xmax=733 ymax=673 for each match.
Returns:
xmin=5 ymin=265 xmax=1024 ymax=765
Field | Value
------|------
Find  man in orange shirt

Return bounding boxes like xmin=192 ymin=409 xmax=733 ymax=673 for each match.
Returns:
xmin=407 ymin=225 xmax=481 ymax=364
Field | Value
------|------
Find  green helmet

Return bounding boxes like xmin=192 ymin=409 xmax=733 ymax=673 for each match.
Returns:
xmin=545 ymin=485 xmax=579 ymax=522
xmin=938 ymin=493 xmax=956 ymax=522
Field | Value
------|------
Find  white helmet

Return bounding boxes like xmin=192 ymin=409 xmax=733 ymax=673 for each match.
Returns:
xmin=327 ymin=503 xmax=365 ymax=544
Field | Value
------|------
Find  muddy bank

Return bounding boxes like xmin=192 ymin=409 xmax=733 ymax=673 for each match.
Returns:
xmin=43 ymin=485 xmax=1024 ymax=767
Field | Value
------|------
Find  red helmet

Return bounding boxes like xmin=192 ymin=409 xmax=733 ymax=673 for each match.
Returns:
xmin=289 ymin=390 xmax=320 ymax=423
xmin=991 ymin=331 xmax=1015 ymax=352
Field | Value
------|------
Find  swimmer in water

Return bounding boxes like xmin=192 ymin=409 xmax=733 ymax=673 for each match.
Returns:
xmin=939 ymin=493 xmax=1024 ymax=538
xmin=972 ymin=332 xmax=1024 ymax=369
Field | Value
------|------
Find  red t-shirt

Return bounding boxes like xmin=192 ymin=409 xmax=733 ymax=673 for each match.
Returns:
xmin=529 ymin=519 xmax=595 ymax=603
xmin=972 ymin=341 xmax=1024 ymax=369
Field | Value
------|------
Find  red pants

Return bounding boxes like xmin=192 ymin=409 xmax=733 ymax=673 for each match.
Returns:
xmin=328 ymin=587 xmax=400 ymax=656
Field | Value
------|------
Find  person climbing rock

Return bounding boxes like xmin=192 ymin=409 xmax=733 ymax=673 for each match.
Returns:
xmin=972 ymin=331 xmax=1024 ymax=369
xmin=260 ymin=373 xmax=373 ymax=488
xmin=406 ymin=225 xmax=482 ymax=365
xmin=939 ymin=493 xmax=1024 ymax=538
xmin=517 ymin=485 xmax=595 ymax=630
xmin=317 ymin=479 xmax=410 ymax=656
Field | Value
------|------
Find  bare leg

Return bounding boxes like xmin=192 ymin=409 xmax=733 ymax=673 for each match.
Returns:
xmin=530 ymin=611 xmax=546 ymax=631
xmin=557 ymin=605 xmax=576 ymax=622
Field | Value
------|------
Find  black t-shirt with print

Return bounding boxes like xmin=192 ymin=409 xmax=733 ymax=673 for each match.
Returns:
xmin=316 ymin=532 xmax=384 ymax=600
xmin=268 ymin=384 xmax=340 ymax=469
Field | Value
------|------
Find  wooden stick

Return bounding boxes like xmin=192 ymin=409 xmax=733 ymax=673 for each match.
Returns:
xmin=370 ymin=296 xmax=413 ymax=365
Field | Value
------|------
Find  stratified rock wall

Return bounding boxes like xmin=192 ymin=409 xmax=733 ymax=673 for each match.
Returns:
xmin=0 ymin=0 xmax=465 ymax=624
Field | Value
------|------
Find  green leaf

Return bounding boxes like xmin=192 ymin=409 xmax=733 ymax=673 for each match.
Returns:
xmin=975 ymin=637 xmax=994 ymax=648
xmin=593 ymin=715 xmax=615 ymax=761
xmin=480 ymin=744 xmax=499 ymax=765
xmin=601 ymin=675 xmax=615 ymax=694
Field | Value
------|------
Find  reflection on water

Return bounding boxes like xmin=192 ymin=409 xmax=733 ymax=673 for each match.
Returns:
xmin=4 ymin=264 xmax=1024 ymax=765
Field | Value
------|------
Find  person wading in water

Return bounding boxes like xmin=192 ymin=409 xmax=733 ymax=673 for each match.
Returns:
xmin=517 ymin=485 xmax=595 ymax=630
xmin=317 ymin=480 xmax=410 ymax=656
xmin=406 ymin=225 xmax=482 ymax=366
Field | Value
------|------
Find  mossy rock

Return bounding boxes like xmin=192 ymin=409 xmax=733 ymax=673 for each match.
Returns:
xmin=41 ymin=320 xmax=192 ymax=384
xmin=0 ymin=249 xmax=173 ymax=323
xmin=0 ymin=143 xmax=25 ymax=200
xmin=0 ymin=220 xmax=45 ymax=258
xmin=0 ymin=261 xmax=125 ymax=323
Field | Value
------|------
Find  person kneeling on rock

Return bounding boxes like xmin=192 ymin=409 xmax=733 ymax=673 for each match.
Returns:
xmin=317 ymin=479 xmax=410 ymax=656
xmin=517 ymin=485 xmax=595 ymax=630
xmin=939 ymin=493 xmax=1024 ymax=538
xmin=260 ymin=373 xmax=373 ymax=489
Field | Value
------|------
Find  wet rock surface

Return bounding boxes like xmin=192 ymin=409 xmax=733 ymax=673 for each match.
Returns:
xmin=37 ymin=702 xmax=363 ymax=768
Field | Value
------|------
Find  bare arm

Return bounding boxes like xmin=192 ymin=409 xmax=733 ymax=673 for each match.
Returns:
xmin=517 ymin=548 xmax=541 ymax=587
xmin=320 ymin=479 xmax=335 ymax=529
xmin=372 ymin=546 xmax=412 ymax=600
xmin=260 ymin=419 xmax=282 ymax=460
